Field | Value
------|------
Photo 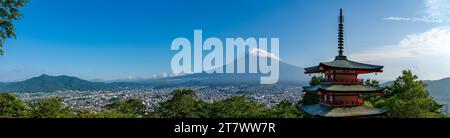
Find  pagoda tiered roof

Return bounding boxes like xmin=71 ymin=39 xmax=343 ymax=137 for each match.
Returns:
xmin=301 ymin=104 xmax=389 ymax=117
xmin=303 ymin=84 xmax=385 ymax=93
xmin=305 ymin=58 xmax=383 ymax=73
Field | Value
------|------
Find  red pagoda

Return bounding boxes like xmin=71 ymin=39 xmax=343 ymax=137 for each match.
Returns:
xmin=301 ymin=9 xmax=388 ymax=117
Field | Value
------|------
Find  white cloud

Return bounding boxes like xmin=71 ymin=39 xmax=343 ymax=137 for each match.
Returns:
xmin=425 ymin=0 xmax=450 ymax=23
xmin=250 ymin=48 xmax=280 ymax=61
xmin=127 ymin=76 xmax=136 ymax=80
xmin=384 ymin=0 xmax=450 ymax=23
xmin=384 ymin=17 xmax=413 ymax=21
xmin=350 ymin=27 xmax=450 ymax=80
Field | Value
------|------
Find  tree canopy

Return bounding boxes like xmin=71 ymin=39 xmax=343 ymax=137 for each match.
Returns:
xmin=375 ymin=70 xmax=445 ymax=118
xmin=0 ymin=0 xmax=29 ymax=55
xmin=105 ymin=98 xmax=146 ymax=116
xmin=152 ymin=89 xmax=208 ymax=118
xmin=207 ymin=96 xmax=267 ymax=118
xmin=299 ymin=76 xmax=322 ymax=105
xmin=152 ymin=89 xmax=304 ymax=118
xmin=27 ymin=97 xmax=72 ymax=118
xmin=0 ymin=93 xmax=27 ymax=117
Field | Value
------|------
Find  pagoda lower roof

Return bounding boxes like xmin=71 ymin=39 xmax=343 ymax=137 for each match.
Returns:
xmin=303 ymin=84 xmax=385 ymax=93
xmin=305 ymin=59 xmax=383 ymax=72
xmin=301 ymin=104 xmax=389 ymax=117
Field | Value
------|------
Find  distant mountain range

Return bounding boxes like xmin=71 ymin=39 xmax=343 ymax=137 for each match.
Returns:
xmin=381 ymin=78 xmax=450 ymax=99
xmin=0 ymin=58 xmax=309 ymax=92
xmin=424 ymin=78 xmax=450 ymax=98
xmin=145 ymin=60 xmax=309 ymax=87
xmin=0 ymin=74 xmax=149 ymax=92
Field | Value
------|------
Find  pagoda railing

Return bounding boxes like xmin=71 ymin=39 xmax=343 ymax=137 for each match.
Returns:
xmin=320 ymin=99 xmax=364 ymax=106
xmin=320 ymin=78 xmax=363 ymax=84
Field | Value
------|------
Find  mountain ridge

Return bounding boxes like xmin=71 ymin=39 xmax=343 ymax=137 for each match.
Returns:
xmin=0 ymin=74 xmax=149 ymax=92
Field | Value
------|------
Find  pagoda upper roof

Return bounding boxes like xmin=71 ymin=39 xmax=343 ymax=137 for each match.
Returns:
xmin=303 ymin=84 xmax=385 ymax=93
xmin=301 ymin=104 xmax=389 ymax=117
xmin=305 ymin=58 xmax=383 ymax=72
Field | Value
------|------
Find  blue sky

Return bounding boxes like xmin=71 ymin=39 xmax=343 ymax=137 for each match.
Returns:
xmin=0 ymin=0 xmax=449 ymax=82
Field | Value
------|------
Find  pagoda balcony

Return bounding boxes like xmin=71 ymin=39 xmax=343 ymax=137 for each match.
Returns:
xmin=320 ymin=98 xmax=364 ymax=106
xmin=320 ymin=78 xmax=364 ymax=85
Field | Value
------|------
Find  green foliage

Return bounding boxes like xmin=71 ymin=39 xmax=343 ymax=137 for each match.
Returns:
xmin=300 ymin=76 xmax=322 ymax=105
xmin=0 ymin=93 xmax=27 ymax=117
xmin=74 ymin=109 xmax=139 ymax=118
xmin=300 ymin=92 xmax=319 ymax=105
xmin=154 ymin=90 xmax=305 ymax=118
xmin=265 ymin=100 xmax=304 ymax=118
xmin=380 ymin=70 xmax=445 ymax=118
xmin=153 ymin=89 xmax=207 ymax=118
xmin=386 ymin=70 xmax=429 ymax=99
xmin=70 ymin=98 xmax=148 ymax=118
xmin=360 ymin=79 xmax=382 ymax=103
xmin=105 ymin=98 xmax=145 ymax=116
xmin=207 ymin=96 xmax=266 ymax=118
xmin=72 ymin=109 xmax=99 ymax=118
xmin=0 ymin=0 xmax=29 ymax=55
xmin=309 ymin=76 xmax=322 ymax=85
xmin=27 ymin=97 xmax=72 ymax=118
xmin=372 ymin=99 xmax=386 ymax=108
xmin=364 ymin=79 xmax=380 ymax=87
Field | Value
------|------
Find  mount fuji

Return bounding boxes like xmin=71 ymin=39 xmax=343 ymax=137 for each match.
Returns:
xmin=146 ymin=48 xmax=309 ymax=87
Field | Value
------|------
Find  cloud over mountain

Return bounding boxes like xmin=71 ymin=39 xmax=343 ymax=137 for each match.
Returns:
xmin=250 ymin=48 xmax=280 ymax=61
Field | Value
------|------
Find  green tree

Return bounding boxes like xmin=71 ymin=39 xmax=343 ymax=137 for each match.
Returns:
xmin=0 ymin=93 xmax=27 ymax=117
xmin=105 ymin=98 xmax=145 ymax=116
xmin=207 ymin=96 xmax=266 ymax=118
xmin=300 ymin=76 xmax=322 ymax=105
xmin=309 ymin=75 xmax=322 ymax=85
xmin=153 ymin=89 xmax=207 ymax=118
xmin=0 ymin=0 xmax=29 ymax=55
xmin=74 ymin=109 xmax=138 ymax=118
xmin=364 ymin=79 xmax=380 ymax=87
xmin=361 ymin=79 xmax=382 ymax=104
xmin=265 ymin=100 xmax=303 ymax=118
xmin=381 ymin=70 xmax=445 ymax=118
xmin=27 ymin=97 xmax=72 ymax=118
xmin=72 ymin=109 xmax=99 ymax=118
xmin=300 ymin=92 xmax=319 ymax=105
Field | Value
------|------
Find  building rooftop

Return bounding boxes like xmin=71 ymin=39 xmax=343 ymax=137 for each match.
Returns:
xmin=305 ymin=59 xmax=383 ymax=72
xmin=301 ymin=104 xmax=389 ymax=117
xmin=303 ymin=84 xmax=385 ymax=93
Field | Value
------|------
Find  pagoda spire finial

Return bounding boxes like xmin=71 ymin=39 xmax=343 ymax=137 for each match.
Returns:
xmin=336 ymin=8 xmax=347 ymax=60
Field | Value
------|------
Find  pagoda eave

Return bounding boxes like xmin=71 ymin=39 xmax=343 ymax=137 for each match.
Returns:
xmin=305 ymin=70 xmax=322 ymax=74
xmin=300 ymin=104 xmax=389 ymax=117
xmin=303 ymin=84 xmax=385 ymax=93
xmin=317 ymin=89 xmax=385 ymax=94
xmin=303 ymin=89 xmax=385 ymax=94
xmin=305 ymin=65 xmax=383 ymax=74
